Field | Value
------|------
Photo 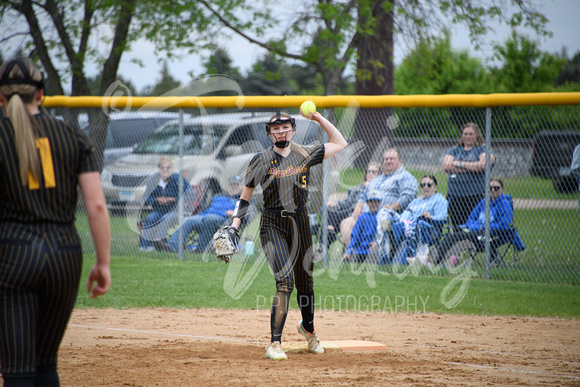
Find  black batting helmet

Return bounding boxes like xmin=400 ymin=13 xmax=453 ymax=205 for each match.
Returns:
xmin=265 ymin=112 xmax=296 ymax=133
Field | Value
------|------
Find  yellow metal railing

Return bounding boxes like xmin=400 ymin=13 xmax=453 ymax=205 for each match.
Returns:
xmin=43 ymin=93 xmax=580 ymax=109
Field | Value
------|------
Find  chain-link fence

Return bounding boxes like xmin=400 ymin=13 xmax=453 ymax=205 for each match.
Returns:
xmin=46 ymin=96 xmax=580 ymax=285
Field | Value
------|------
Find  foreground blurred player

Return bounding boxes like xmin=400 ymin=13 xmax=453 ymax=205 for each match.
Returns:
xmin=229 ymin=109 xmax=347 ymax=360
xmin=0 ymin=58 xmax=111 ymax=386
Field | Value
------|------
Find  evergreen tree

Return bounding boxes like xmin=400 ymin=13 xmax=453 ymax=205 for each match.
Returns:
xmin=555 ymin=51 xmax=580 ymax=87
xmin=141 ymin=61 xmax=181 ymax=96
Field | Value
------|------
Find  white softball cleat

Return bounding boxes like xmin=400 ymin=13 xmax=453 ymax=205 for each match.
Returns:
xmin=296 ymin=321 xmax=324 ymax=354
xmin=266 ymin=341 xmax=288 ymax=360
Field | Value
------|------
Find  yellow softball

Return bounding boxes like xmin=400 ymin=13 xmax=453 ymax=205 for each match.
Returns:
xmin=300 ymin=101 xmax=317 ymax=116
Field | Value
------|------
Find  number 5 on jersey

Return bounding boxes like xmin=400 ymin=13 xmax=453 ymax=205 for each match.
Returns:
xmin=29 ymin=137 xmax=56 ymax=190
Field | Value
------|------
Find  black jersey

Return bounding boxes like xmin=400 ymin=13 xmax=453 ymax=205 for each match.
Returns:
xmin=245 ymin=144 xmax=325 ymax=211
xmin=0 ymin=112 xmax=99 ymax=223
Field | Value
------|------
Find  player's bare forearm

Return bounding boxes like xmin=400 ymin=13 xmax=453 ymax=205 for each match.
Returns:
xmin=232 ymin=217 xmax=242 ymax=229
xmin=308 ymin=113 xmax=346 ymax=159
xmin=79 ymin=172 xmax=111 ymax=266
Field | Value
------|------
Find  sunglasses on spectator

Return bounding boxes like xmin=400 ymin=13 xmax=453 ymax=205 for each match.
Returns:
xmin=420 ymin=183 xmax=433 ymax=188
xmin=367 ymin=169 xmax=379 ymax=174
xmin=159 ymin=165 xmax=172 ymax=170
xmin=490 ymin=185 xmax=502 ymax=191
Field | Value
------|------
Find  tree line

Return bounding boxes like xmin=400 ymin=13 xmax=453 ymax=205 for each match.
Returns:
xmin=115 ymin=31 xmax=579 ymax=97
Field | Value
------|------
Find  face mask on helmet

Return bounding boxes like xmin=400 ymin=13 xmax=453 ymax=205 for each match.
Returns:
xmin=266 ymin=112 xmax=295 ymax=148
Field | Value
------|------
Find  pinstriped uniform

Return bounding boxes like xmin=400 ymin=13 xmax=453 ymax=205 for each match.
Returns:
xmin=245 ymin=144 xmax=325 ymax=292
xmin=0 ymin=112 xmax=99 ymax=378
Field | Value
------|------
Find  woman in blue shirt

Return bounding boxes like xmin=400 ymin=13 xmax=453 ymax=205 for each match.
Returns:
xmin=443 ymin=122 xmax=495 ymax=228
xmin=378 ymin=175 xmax=448 ymax=264
xmin=435 ymin=178 xmax=522 ymax=265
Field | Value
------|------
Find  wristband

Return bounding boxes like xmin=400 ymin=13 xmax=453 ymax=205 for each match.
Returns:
xmin=458 ymin=161 xmax=462 ymax=168
xmin=232 ymin=199 xmax=250 ymax=220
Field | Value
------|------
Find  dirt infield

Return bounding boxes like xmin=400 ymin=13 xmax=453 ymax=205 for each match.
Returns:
xmin=60 ymin=308 xmax=579 ymax=386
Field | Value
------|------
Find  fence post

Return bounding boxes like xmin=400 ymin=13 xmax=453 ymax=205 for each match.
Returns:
xmin=321 ymin=108 xmax=330 ymax=267
xmin=484 ymin=107 xmax=492 ymax=279
xmin=178 ymin=108 xmax=185 ymax=260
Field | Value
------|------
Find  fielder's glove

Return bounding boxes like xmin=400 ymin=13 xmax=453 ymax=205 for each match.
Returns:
xmin=212 ymin=226 xmax=240 ymax=263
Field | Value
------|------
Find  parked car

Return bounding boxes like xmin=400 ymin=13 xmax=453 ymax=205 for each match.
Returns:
xmin=100 ymin=112 xmax=333 ymax=213
xmin=80 ymin=111 xmax=187 ymax=166
xmin=529 ymin=131 xmax=580 ymax=193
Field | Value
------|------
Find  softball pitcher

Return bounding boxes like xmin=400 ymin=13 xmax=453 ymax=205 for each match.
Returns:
xmin=230 ymin=109 xmax=347 ymax=360
xmin=0 ymin=58 xmax=111 ymax=386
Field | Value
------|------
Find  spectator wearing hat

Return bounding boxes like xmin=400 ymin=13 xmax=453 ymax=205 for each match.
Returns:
xmin=341 ymin=190 xmax=383 ymax=263
xmin=160 ymin=175 xmax=244 ymax=253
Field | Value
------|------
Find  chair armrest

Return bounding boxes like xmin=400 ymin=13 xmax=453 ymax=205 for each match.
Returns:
xmin=418 ymin=216 xmax=446 ymax=228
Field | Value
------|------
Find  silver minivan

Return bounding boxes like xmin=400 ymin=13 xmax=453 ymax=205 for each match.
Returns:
xmin=100 ymin=112 xmax=332 ymax=213
xmin=80 ymin=111 xmax=186 ymax=166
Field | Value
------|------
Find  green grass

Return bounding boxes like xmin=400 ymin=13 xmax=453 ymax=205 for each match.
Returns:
xmin=507 ymin=175 xmax=577 ymax=200
xmin=77 ymin=255 xmax=580 ymax=319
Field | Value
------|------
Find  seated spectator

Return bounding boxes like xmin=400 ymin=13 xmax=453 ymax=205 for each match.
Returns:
xmin=158 ymin=175 xmax=244 ymax=253
xmin=377 ymin=175 xmax=448 ymax=265
xmin=340 ymin=148 xmax=418 ymax=248
xmin=341 ymin=190 xmax=383 ymax=263
xmin=435 ymin=178 xmax=524 ymax=265
xmin=140 ymin=157 xmax=194 ymax=252
xmin=313 ymin=161 xmax=380 ymax=257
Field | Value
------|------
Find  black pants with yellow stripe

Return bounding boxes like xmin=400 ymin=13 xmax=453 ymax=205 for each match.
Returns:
xmin=0 ymin=222 xmax=83 ymax=385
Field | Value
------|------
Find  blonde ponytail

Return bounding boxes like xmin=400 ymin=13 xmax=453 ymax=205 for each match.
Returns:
xmin=0 ymin=59 xmax=44 ymax=185
xmin=290 ymin=142 xmax=309 ymax=159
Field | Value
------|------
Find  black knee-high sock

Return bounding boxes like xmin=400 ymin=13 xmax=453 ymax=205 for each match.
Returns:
xmin=2 ymin=376 xmax=33 ymax=387
xmin=297 ymin=290 xmax=315 ymax=333
xmin=34 ymin=366 xmax=59 ymax=387
xmin=271 ymin=290 xmax=291 ymax=343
